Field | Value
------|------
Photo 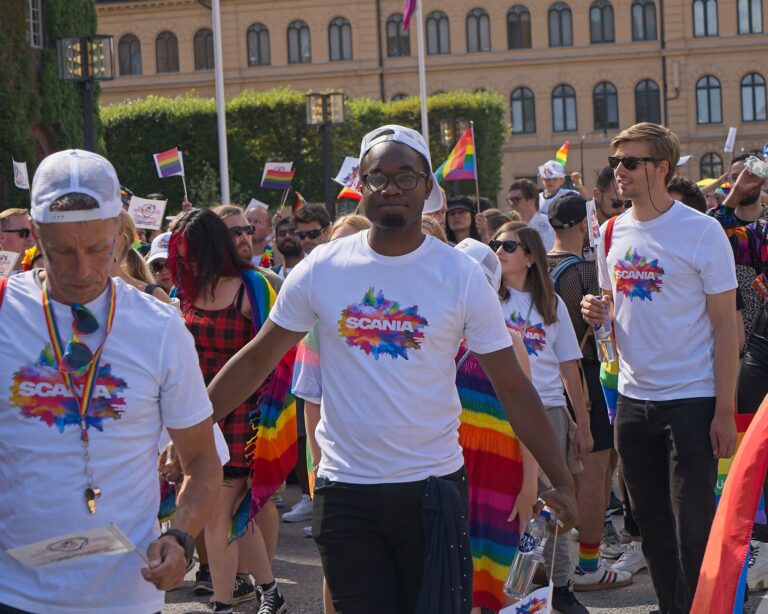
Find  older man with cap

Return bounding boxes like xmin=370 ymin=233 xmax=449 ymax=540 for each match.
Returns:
xmin=538 ymin=160 xmax=579 ymax=216
xmin=207 ymin=125 xmax=576 ymax=613
xmin=0 ymin=149 xmax=221 ymax=614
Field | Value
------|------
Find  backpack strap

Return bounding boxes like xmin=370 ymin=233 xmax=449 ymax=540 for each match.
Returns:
xmin=549 ymin=255 xmax=585 ymax=295
xmin=604 ymin=215 xmax=618 ymax=255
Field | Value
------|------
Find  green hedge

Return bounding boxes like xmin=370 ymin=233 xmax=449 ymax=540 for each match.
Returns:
xmin=102 ymin=88 xmax=506 ymax=212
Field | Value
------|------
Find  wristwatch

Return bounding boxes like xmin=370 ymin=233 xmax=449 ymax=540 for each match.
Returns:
xmin=160 ymin=528 xmax=195 ymax=566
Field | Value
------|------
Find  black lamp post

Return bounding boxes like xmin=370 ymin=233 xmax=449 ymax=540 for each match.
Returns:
xmin=439 ymin=117 xmax=470 ymax=196
xmin=56 ymin=35 xmax=115 ymax=151
xmin=306 ymin=92 xmax=345 ymax=221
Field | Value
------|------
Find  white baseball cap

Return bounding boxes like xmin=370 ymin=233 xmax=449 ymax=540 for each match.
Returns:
xmin=358 ymin=124 xmax=442 ymax=214
xmin=538 ymin=160 xmax=566 ymax=179
xmin=31 ymin=149 xmax=122 ymax=223
xmin=147 ymin=231 xmax=171 ymax=264
xmin=455 ymin=238 xmax=502 ymax=291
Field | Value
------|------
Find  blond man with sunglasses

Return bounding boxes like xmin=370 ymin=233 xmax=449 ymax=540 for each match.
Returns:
xmin=0 ymin=208 xmax=34 ymax=272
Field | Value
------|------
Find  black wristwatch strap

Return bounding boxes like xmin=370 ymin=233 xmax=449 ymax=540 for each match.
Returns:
xmin=160 ymin=528 xmax=194 ymax=564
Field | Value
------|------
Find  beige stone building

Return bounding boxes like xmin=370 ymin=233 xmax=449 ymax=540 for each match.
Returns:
xmin=96 ymin=0 xmax=768 ymax=198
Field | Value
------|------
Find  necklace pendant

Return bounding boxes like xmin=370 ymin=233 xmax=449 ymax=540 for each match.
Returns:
xmin=85 ymin=486 xmax=101 ymax=514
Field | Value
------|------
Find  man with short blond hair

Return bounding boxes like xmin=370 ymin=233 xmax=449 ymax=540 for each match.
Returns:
xmin=0 ymin=208 xmax=34 ymax=271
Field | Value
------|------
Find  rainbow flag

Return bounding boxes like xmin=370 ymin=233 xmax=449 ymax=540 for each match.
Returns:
xmin=434 ymin=127 xmax=476 ymax=183
xmin=337 ymin=185 xmax=362 ymax=200
xmin=403 ymin=0 xmax=416 ymax=30
xmin=153 ymin=148 xmax=184 ymax=178
xmin=261 ymin=162 xmax=295 ymax=190
xmin=555 ymin=141 xmax=569 ymax=169
xmin=294 ymin=191 xmax=308 ymax=212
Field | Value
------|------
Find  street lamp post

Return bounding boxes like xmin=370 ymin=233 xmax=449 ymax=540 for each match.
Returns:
xmin=56 ymin=35 xmax=115 ymax=151
xmin=439 ymin=118 xmax=470 ymax=196
xmin=306 ymin=93 xmax=345 ymax=221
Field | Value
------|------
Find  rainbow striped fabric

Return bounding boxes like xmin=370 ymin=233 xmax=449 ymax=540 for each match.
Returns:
xmin=294 ymin=191 xmax=308 ymax=211
xmin=456 ymin=347 xmax=523 ymax=611
xmin=435 ymin=127 xmax=477 ymax=183
xmin=555 ymin=141 xmax=570 ymax=169
xmin=261 ymin=165 xmax=295 ymax=190
xmin=153 ymin=147 xmax=184 ymax=178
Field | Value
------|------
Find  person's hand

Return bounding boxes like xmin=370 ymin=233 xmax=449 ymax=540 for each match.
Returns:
xmin=141 ymin=536 xmax=187 ymax=590
xmin=731 ymin=169 xmax=767 ymax=201
xmin=181 ymin=198 xmax=193 ymax=212
xmin=158 ymin=444 xmax=182 ymax=483
xmin=570 ymin=171 xmax=583 ymax=187
xmin=581 ymin=294 xmax=610 ymax=326
xmin=271 ymin=211 xmax=284 ymax=227
xmin=573 ymin=422 xmax=594 ymax=460
xmin=710 ymin=411 xmax=737 ymax=459
xmin=536 ymin=487 xmax=577 ymax=532
xmin=475 ymin=212 xmax=490 ymax=244
xmin=508 ymin=475 xmax=538 ymax=527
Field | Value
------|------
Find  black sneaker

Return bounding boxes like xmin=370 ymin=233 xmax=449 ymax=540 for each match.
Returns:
xmin=194 ymin=565 xmax=214 ymax=595
xmin=607 ymin=491 xmax=624 ymax=515
xmin=232 ymin=573 xmax=257 ymax=604
xmin=211 ymin=602 xmax=233 ymax=614
xmin=257 ymin=585 xmax=287 ymax=614
xmin=552 ymin=583 xmax=588 ymax=614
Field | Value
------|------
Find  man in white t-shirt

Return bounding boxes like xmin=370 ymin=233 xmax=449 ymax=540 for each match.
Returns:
xmin=582 ymin=123 xmax=738 ymax=614
xmin=0 ymin=149 xmax=221 ymax=614
xmin=208 ymin=125 xmax=576 ymax=613
xmin=507 ymin=178 xmax=555 ymax=250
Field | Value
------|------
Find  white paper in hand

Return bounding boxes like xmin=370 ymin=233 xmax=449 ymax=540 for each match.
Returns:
xmin=724 ymin=127 xmax=738 ymax=153
xmin=0 ymin=251 xmax=19 ymax=277
xmin=499 ymin=582 xmax=553 ymax=613
xmin=128 ymin=196 xmax=168 ymax=230
xmin=12 ymin=159 xmax=29 ymax=190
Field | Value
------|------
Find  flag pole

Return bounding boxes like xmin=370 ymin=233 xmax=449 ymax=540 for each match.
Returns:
xmin=212 ymin=0 xmax=231 ymax=204
xmin=180 ymin=175 xmax=189 ymax=202
xmin=415 ymin=0 xmax=429 ymax=143
xmin=279 ymin=186 xmax=290 ymax=209
xmin=471 ymin=121 xmax=480 ymax=214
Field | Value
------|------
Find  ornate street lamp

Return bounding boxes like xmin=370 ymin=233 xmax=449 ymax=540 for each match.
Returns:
xmin=306 ymin=92 xmax=345 ymax=220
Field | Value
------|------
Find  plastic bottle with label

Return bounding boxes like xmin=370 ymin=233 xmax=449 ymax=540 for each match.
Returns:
xmin=594 ymin=296 xmax=616 ymax=362
xmin=503 ymin=508 xmax=555 ymax=599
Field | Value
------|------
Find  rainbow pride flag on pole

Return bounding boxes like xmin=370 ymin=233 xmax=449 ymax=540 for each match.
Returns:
xmin=294 ymin=191 xmax=308 ymax=212
xmin=153 ymin=148 xmax=185 ymax=178
xmin=555 ymin=141 xmax=569 ymax=169
xmin=434 ymin=127 xmax=476 ymax=183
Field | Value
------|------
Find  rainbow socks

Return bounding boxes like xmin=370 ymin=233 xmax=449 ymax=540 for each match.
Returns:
xmin=579 ymin=542 xmax=601 ymax=572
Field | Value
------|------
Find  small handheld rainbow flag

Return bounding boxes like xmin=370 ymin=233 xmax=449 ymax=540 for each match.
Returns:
xmin=294 ymin=191 xmax=308 ymax=212
xmin=555 ymin=141 xmax=569 ymax=169
xmin=153 ymin=148 xmax=185 ymax=179
xmin=434 ymin=127 xmax=476 ymax=183
xmin=261 ymin=162 xmax=295 ymax=190
xmin=337 ymin=186 xmax=362 ymax=201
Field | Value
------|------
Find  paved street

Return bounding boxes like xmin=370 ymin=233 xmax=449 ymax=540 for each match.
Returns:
xmin=164 ymin=485 xmax=768 ymax=614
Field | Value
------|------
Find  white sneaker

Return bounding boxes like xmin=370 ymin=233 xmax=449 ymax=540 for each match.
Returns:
xmin=610 ymin=541 xmax=647 ymax=575
xmin=600 ymin=522 xmax=627 ymax=559
xmin=302 ymin=525 xmax=313 ymax=537
xmin=747 ymin=540 xmax=768 ymax=591
xmin=573 ymin=561 xmax=633 ymax=591
xmin=282 ymin=494 xmax=313 ymax=523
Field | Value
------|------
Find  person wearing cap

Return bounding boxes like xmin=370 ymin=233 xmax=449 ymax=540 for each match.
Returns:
xmin=207 ymin=124 xmax=576 ymax=613
xmin=537 ymin=160 xmax=579 ymax=216
xmin=445 ymin=195 xmax=481 ymax=244
xmin=147 ymin=231 xmax=174 ymax=295
xmin=507 ymin=178 xmax=555 ymax=250
xmin=0 ymin=208 xmax=34 ymax=273
xmin=0 ymin=149 xmax=221 ymax=613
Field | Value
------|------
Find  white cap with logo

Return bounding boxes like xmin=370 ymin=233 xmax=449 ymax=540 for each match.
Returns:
xmin=147 ymin=232 xmax=171 ymax=264
xmin=358 ymin=125 xmax=442 ymax=214
xmin=538 ymin=160 xmax=566 ymax=179
xmin=31 ymin=149 xmax=122 ymax=224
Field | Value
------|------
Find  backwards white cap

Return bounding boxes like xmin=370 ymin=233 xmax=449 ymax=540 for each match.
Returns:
xmin=358 ymin=124 xmax=442 ymax=214
xmin=455 ymin=238 xmax=502 ymax=291
xmin=31 ymin=149 xmax=122 ymax=224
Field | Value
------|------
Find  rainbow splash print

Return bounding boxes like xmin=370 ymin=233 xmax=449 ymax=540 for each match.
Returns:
xmin=505 ymin=312 xmax=547 ymax=356
xmin=337 ymin=288 xmax=428 ymax=360
xmin=9 ymin=344 xmax=127 ymax=433
xmin=614 ymin=248 xmax=665 ymax=301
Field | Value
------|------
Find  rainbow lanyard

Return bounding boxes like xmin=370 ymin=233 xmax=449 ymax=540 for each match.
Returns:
xmin=41 ymin=279 xmax=117 ymax=443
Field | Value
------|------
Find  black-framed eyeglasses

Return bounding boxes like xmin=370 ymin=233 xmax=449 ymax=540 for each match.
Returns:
xmin=489 ymin=239 xmax=527 ymax=254
xmin=610 ymin=199 xmax=632 ymax=210
xmin=150 ymin=259 xmax=168 ymax=273
xmin=229 ymin=225 xmax=255 ymax=237
xmin=361 ymin=171 xmax=428 ymax=192
xmin=60 ymin=304 xmax=99 ymax=373
xmin=296 ymin=228 xmax=326 ymax=241
xmin=3 ymin=228 xmax=30 ymax=238
xmin=608 ymin=156 xmax=658 ymax=171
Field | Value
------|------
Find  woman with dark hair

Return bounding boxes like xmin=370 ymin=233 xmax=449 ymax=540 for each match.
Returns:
xmin=446 ymin=196 xmax=482 ymax=244
xmin=169 ymin=209 xmax=286 ymax=614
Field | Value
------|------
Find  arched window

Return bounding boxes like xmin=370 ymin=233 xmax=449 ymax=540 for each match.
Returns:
xmin=118 ymin=34 xmax=142 ymax=76
xmin=700 ymin=152 xmax=724 ymax=179
xmin=590 ymin=0 xmax=615 ymax=43
xmin=155 ymin=31 xmax=178 ymax=73
xmin=247 ymin=23 xmax=270 ymax=66
xmin=466 ymin=8 xmax=491 ymax=52
xmin=507 ymin=5 xmax=532 ymax=49
xmin=329 ymin=17 xmax=352 ymax=61
xmin=594 ymin=82 xmax=619 ymax=129
xmin=426 ymin=11 xmax=451 ymax=54
xmin=693 ymin=0 xmax=718 ymax=36
xmin=696 ymin=76 xmax=722 ymax=124
xmin=632 ymin=0 xmax=657 ymax=40
xmin=391 ymin=93 xmax=409 ymax=101
xmin=288 ymin=20 xmax=311 ymax=64
xmin=511 ymin=87 xmax=536 ymax=134
xmin=741 ymin=73 xmax=767 ymax=122
xmin=194 ymin=28 xmax=214 ymax=70
xmin=386 ymin=13 xmax=411 ymax=57
xmin=635 ymin=79 xmax=661 ymax=123
xmin=549 ymin=3 xmax=573 ymax=47
xmin=552 ymin=84 xmax=577 ymax=132
xmin=738 ymin=0 xmax=763 ymax=33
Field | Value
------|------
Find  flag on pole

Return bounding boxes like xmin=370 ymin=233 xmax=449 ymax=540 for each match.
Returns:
xmin=261 ymin=162 xmax=295 ymax=190
xmin=294 ymin=191 xmax=308 ymax=212
xmin=434 ymin=128 xmax=476 ymax=183
xmin=555 ymin=141 xmax=570 ymax=169
xmin=337 ymin=186 xmax=362 ymax=201
xmin=12 ymin=159 xmax=29 ymax=190
xmin=153 ymin=148 xmax=185 ymax=178
xmin=403 ymin=0 xmax=417 ymax=30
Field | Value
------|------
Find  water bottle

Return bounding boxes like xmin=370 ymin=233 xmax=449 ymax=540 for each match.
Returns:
xmin=593 ymin=297 xmax=616 ymax=363
xmin=503 ymin=508 xmax=554 ymax=599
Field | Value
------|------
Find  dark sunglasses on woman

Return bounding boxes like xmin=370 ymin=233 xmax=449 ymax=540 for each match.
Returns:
xmin=150 ymin=260 xmax=168 ymax=274
xmin=489 ymin=239 xmax=527 ymax=254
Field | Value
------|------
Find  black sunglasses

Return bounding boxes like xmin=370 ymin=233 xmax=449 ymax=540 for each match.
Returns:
xmin=610 ymin=199 xmax=632 ymax=210
xmin=608 ymin=156 xmax=658 ymax=171
xmin=229 ymin=225 xmax=255 ymax=237
xmin=489 ymin=239 xmax=527 ymax=254
xmin=60 ymin=304 xmax=99 ymax=373
xmin=3 ymin=228 xmax=30 ymax=238
xmin=296 ymin=228 xmax=326 ymax=240
xmin=150 ymin=259 xmax=168 ymax=273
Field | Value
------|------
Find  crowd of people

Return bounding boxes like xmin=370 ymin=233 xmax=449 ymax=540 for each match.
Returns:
xmin=0 ymin=120 xmax=767 ymax=614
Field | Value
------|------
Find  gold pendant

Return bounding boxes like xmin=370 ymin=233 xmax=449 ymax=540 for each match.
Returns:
xmin=85 ymin=487 xmax=101 ymax=514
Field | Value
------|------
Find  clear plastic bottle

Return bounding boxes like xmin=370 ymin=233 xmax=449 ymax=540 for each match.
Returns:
xmin=594 ymin=297 xmax=616 ymax=362
xmin=503 ymin=508 xmax=554 ymax=599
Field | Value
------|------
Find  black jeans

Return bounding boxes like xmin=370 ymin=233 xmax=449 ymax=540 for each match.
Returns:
xmin=312 ymin=467 xmax=468 ymax=614
xmin=616 ymin=394 xmax=717 ymax=614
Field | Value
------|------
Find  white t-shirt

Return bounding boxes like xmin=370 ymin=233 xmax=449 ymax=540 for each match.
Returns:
xmin=501 ymin=288 xmax=582 ymax=407
xmin=539 ymin=187 xmax=577 ymax=216
xmin=270 ymin=230 xmax=512 ymax=484
xmin=598 ymin=204 xmax=737 ymax=400
xmin=528 ymin=210 xmax=555 ymax=251
xmin=0 ymin=274 xmax=213 ymax=614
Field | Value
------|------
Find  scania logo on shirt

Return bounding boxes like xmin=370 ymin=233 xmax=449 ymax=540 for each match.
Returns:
xmin=614 ymin=248 xmax=665 ymax=301
xmin=337 ymin=288 xmax=428 ymax=360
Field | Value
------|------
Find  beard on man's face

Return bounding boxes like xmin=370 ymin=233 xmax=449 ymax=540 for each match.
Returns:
xmin=278 ymin=242 xmax=303 ymax=257
xmin=380 ymin=212 xmax=407 ymax=228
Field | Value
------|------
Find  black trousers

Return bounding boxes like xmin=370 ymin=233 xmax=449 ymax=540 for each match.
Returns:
xmin=312 ymin=467 xmax=468 ymax=614
xmin=0 ymin=606 xmax=159 ymax=614
xmin=616 ymin=394 xmax=717 ymax=614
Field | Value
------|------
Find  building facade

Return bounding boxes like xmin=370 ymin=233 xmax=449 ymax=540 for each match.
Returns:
xmin=96 ymin=0 xmax=768 ymax=199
